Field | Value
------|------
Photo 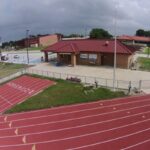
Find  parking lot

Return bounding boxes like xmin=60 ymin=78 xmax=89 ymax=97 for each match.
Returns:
xmin=1 ymin=51 xmax=44 ymax=65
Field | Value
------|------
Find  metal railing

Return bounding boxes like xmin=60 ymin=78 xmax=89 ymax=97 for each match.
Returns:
xmin=0 ymin=68 xmax=149 ymax=91
xmin=0 ymin=70 xmax=25 ymax=84
xmin=25 ymin=68 xmax=148 ymax=90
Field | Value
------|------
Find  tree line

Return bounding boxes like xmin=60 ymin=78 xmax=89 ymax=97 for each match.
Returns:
xmin=136 ymin=29 xmax=150 ymax=37
xmin=1 ymin=28 xmax=113 ymax=48
xmin=2 ymin=28 xmax=150 ymax=49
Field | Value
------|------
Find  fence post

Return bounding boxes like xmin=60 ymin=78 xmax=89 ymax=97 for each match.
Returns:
xmin=106 ymin=79 xmax=107 ymax=88
xmin=117 ymin=80 xmax=119 ymax=89
xmin=139 ymin=80 xmax=142 ymax=91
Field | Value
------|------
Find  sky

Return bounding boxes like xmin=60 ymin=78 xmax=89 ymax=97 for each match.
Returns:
xmin=0 ymin=0 xmax=150 ymax=42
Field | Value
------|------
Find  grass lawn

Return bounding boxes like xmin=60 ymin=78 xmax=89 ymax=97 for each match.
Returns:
xmin=138 ymin=57 xmax=150 ymax=71
xmin=143 ymin=47 xmax=150 ymax=55
xmin=27 ymin=46 xmax=46 ymax=51
xmin=0 ymin=62 xmax=27 ymax=78
xmin=6 ymin=76 xmax=125 ymax=114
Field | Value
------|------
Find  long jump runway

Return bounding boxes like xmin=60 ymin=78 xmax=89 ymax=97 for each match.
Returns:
xmin=0 ymin=75 xmax=55 ymax=113
xmin=0 ymin=94 xmax=149 ymax=149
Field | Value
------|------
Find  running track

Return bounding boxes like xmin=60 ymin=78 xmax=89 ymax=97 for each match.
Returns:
xmin=0 ymin=94 xmax=149 ymax=149
xmin=0 ymin=75 xmax=55 ymax=113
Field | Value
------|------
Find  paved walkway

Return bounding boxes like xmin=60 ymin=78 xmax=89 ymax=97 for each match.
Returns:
xmin=31 ymin=63 xmax=150 ymax=81
xmin=29 ymin=63 xmax=150 ymax=93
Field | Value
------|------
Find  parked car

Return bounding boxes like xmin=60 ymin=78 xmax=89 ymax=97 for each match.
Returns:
xmin=1 ymin=55 xmax=8 ymax=61
xmin=14 ymin=55 xmax=19 ymax=59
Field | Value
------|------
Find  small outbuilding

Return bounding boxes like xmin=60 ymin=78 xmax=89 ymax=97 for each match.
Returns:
xmin=42 ymin=39 xmax=137 ymax=69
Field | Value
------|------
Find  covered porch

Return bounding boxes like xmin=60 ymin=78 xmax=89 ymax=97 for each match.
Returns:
xmin=44 ymin=51 xmax=132 ymax=68
xmin=44 ymin=51 xmax=77 ymax=66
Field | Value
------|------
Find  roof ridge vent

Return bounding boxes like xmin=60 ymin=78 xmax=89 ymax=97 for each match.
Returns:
xmin=105 ymin=41 xmax=109 ymax=46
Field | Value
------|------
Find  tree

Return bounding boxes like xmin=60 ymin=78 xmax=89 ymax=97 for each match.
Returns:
xmin=145 ymin=31 xmax=150 ymax=37
xmin=64 ymin=34 xmax=84 ymax=38
xmin=136 ymin=29 xmax=145 ymax=36
xmin=90 ymin=28 xmax=112 ymax=39
xmin=136 ymin=29 xmax=150 ymax=37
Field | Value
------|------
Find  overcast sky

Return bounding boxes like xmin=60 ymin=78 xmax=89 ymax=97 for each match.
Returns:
xmin=0 ymin=0 xmax=150 ymax=41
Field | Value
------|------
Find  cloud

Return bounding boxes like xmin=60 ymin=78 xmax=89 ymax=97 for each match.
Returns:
xmin=0 ymin=0 xmax=150 ymax=41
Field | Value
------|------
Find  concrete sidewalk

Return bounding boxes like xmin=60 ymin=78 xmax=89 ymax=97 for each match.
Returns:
xmin=31 ymin=63 xmax=150 ymax=81
xmin=28 ymin=63 xmax=150 ymax=93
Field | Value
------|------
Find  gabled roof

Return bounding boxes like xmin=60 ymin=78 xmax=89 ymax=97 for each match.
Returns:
xmin=42 ymin=39 xmax=135 ymax=54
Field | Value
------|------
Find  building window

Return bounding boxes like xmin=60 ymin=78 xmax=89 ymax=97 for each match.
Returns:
xmin=80 ymin=54 xmax=88 ymax=59
xmin=89 ymin=54 xmax=97 ymax=60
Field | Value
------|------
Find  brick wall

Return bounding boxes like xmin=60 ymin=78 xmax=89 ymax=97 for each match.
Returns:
xmin=116 ymin=54 xmax=133 ymax=69
xmin=39 ymin=35 xmax=59 ymax=47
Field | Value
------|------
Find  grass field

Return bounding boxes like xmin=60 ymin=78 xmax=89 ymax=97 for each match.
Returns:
xmin=143 ymin=47 xmax=150 ymax=55
xmin=6 ymin=76 xmax=125 ymax=114
xmin=138 ymin=57 xmax=150 ymax=71
xmin=27 ymin=46 xmax=46 ymax=51
xmin=0 ymin=62 xmax=27 ymax=78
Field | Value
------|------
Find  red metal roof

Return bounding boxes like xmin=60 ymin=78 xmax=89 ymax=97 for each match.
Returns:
xmin=118 ymin=35 xmax=150 ymax=42
xmin=42 ymin=39 xmax=135 ymax=54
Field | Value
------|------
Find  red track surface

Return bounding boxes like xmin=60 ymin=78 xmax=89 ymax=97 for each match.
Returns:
xmin=0 ymin=75 xmax=55 ymax=113
xmin=0 ymin=94 xmax=149 ymax=149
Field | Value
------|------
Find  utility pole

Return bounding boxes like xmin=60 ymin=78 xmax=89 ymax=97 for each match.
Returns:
xmin=26 ymin=30 xmax=30 ymax=64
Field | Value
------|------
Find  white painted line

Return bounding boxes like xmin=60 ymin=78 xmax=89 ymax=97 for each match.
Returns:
xmin=0 ymin=94 xmax=13 ymax=105
xmin=2 ymin=98 xmax=150 ymax=123
xmin=67 ymin=128 xmax=150 ymax=150
xmin=0 ymin=111 xmax=150 ymax=139
xmin=2 ymin=94 xmax=150 ymax=118
xmin=0 ymin=123 xmax=150 ymax=149
xmin=0 ymin=103 xmax=150 ymax=131
xmin=0 ymin=109 xmax=150 ymax=137
xmin=121 ymin=139 xmax=150 ymax=150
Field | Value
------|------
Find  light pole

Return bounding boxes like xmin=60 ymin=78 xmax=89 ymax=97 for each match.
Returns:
xmin=26 ymin=30 xmax=30 ymax=64
xmin=0 ymin=37 xmax=2 ymax=61
xmin=147 ymin=46 xmax=150 ymax=58
xmin=113 ymin=0 xmax=117 ymax=91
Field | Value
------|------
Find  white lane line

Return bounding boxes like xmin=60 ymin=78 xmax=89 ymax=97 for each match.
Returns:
xmin=0 ymin=94 xmax=13 ymax=105
xmin=0 ymin=108 xmax=150 ymax=137
xmin=0 ymin=77 xmax=49 ymax=112
xmin=0 ymin=123 xmax=150 ymax=148
xmin=0 ymin=112 xmax=150 ymax=139
xmin=67 ymin=128 xmax=150 ymax=150
xmin=2 ymin=98 xmax=150 ymax=123
xmin=2 ymin=94 xmax=150 ymax=118
xmin=0 ymin=103 xmax=150 ymax=130
xmin=0 ymin=93 xmax=26 ymax=109
xmin=121 ymin=139 xmax=150 ymax=150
